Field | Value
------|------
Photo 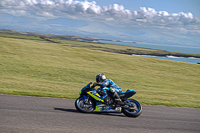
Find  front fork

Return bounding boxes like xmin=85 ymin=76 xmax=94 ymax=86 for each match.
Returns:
xmin=81 ymin=95 xmax=92 ymax=105
xmin=82 ymin=95 xmax=88 ymax=103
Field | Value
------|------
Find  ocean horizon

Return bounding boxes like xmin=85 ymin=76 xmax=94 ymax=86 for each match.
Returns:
xmin=98 ymin=40 xmax=200 ymax=64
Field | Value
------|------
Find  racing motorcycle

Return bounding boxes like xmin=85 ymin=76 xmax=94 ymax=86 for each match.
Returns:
xmin=75 ymin=82 xmax=142 ymax=117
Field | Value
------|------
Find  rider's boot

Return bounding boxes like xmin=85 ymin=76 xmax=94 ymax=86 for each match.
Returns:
xmin=113 ymin=92 xmax=124 ymax=105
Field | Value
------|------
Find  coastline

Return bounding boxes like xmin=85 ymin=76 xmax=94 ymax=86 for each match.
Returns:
xmin=96 ymin=44 xmax=200 ymax=59
xmin=1 ymin=29 xmax=200 ymax=64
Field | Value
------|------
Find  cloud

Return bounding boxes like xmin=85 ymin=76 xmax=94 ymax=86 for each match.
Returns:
xmin=0 ymin=0 xmax=200 ymax=31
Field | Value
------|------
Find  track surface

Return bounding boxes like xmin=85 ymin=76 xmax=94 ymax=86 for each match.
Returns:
xmin=0 ymin=94 xmax=200 ymax=133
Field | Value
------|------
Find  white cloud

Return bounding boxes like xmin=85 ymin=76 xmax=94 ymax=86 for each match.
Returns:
xmin=0 ymin=0 xmax=200 ymax=31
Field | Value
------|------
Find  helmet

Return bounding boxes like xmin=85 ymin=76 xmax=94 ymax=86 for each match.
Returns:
xmin=96 ymin=73 xmax=106 ymax=83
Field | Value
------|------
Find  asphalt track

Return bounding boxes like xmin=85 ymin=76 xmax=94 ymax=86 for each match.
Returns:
xmin=0 ymin=94 xmax=200 ymax=133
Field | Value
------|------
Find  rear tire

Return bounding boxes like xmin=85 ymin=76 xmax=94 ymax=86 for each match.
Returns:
xmin=122 ymin=99 xmax=142 ymax=117
xmin=75 ymin=97 xmax=95 ymax=113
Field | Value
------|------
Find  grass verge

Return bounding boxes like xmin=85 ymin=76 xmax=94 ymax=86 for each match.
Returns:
xmin=0 ymin=34 xmax=200 ymax=108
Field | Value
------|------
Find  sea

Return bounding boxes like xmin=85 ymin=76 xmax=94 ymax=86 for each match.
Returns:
xmin=98 ymin=40 xmax=200 ymax=64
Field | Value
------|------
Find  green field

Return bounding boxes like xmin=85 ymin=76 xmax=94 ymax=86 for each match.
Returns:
xmin=0 ymin=33 xmax=200 ymax=108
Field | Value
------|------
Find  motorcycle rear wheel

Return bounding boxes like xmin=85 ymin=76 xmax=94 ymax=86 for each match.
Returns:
xmin=75 ymin=97 xmax=95 ymax=113
xmin=122 ymin=99 xmax=142 ymax=117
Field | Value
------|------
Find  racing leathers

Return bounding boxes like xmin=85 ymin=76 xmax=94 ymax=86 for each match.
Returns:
xmin=93 ymin=79 xmax=122 ymax=103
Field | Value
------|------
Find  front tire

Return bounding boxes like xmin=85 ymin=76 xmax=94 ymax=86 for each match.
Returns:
xmin=122 ymin=99 xmax=142 ymax=117
xmin=75 ymin=97 xmax=95 ymax=113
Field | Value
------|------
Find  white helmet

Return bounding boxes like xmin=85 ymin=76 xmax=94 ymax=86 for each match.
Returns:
xmin=96 ymin=73 xmax=106 ymax=83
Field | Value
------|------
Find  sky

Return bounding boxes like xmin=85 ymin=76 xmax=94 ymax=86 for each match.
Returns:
xmin=0 ymin=0 xmax=200 ymax=47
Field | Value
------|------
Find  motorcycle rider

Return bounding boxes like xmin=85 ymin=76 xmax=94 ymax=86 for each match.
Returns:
xmin=92 ymin=73 xmax=123 ymax=104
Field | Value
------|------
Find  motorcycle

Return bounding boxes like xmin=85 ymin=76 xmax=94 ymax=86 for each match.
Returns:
xmin=75 ymin=82 xmax=142 ymax=117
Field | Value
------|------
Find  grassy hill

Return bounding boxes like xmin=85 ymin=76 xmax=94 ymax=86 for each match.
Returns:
xmin=0 ymin=33 xmax=200 ymax=108
xmin=1 ymin=29 xmax=200 ymax=58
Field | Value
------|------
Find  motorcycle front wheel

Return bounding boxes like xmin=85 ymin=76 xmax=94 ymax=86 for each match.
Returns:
xmin=122 ymin=99 xmax=142 ymax=117
xmin=75 ymin=96 xmax=95 ymax=113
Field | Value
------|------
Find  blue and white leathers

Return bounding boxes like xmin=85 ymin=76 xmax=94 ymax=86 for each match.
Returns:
xmin=100 ymin=79 xmax=122 ymax=93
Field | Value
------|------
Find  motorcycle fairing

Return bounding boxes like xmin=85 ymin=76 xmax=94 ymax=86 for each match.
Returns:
xmin=81 ymin=91 xmax=121 ymax=112
xmin=87 ymin=91 xmax=104 ymax=102
xmin=80 ymin=82 xmax=94 ymax=95
xmin=81 ymin=84 xmax=137 ymax=113
xmin=119 ymin=89 xmax=136 ymax=98
xmin=94 ymin=101 xmax=121 ymax=112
